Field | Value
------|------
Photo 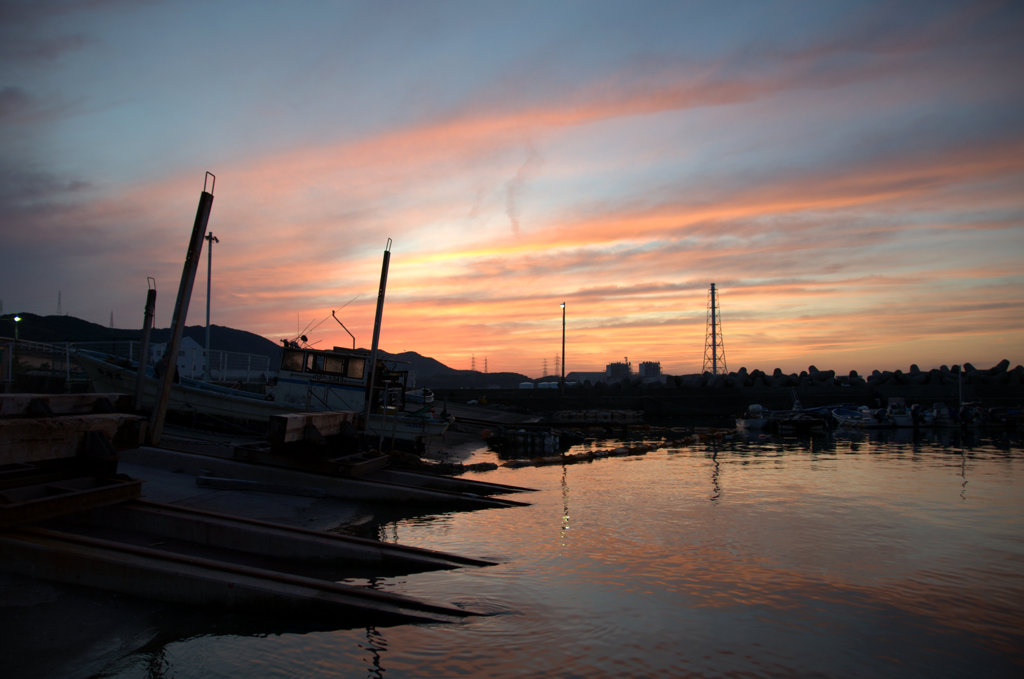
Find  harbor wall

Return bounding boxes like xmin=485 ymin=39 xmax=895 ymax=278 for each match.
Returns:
xmin=435 ymin=362 xmax=1024 ymax=426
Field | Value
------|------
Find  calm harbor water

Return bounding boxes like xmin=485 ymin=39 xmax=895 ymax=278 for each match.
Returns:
xmin=95 ymin=430 xmax=1023 ymax=678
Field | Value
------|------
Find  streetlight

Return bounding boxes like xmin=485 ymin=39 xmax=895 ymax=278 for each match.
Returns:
xmin=560 ymin=302 xmax=565 ymax=393
xmin=13 ymin=315 xmax=21 ymax=341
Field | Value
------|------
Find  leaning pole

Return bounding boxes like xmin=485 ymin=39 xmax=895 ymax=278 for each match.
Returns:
xmin=364 ymin=238 xmax=392 ymax=425
xmin=148 ymin=172 xmax=215 ymax=446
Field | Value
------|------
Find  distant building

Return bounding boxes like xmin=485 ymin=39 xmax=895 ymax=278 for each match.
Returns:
xmin=606 ymin=359 xmax=632 ymax=383
xmin=638 ymin=361 xmax=661 ymax=378
xmin=638 ymin=361 xmax=667 ymax=385
xmin=567 ymin=371 xmax=606 ymax=386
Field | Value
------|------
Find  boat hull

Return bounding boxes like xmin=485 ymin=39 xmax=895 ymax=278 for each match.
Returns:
xmin=74 ymin=350 xmax=449 ymax=444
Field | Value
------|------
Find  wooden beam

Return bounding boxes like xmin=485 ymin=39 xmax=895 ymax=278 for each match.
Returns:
xmin=267 ymin=410 xmax=360 ymax=444
xmin=0 ymin=393 xmax=133 ymax=418
xmin=0 ymin=414 xmax=146 ymax=465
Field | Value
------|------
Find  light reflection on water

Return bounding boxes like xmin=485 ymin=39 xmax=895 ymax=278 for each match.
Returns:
xmin=95 ymin=432 xmax=1024 ymax=678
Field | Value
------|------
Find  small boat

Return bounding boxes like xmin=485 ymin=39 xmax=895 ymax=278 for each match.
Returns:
xmin=769 ymin=409 xmax=830 ymax=435
xmin=762 ymin=394 xmax=831 ymax=435
xmin=884 ymin=397 xmax=915 ymax=427
xmin=404 ymin=388 xmax=435 ymax=404
xmin=736 ymin=404 xmax=768 ymax=430
xmin=831 ymin=405 xmax=893 ymax=429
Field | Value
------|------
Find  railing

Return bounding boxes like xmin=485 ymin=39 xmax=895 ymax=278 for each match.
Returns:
xmin=70 ymin=340 xmax=274 ymax=384
xmin=205 ymin=348 xmax=274 ymax=384
xmin=1 ymin=338 xmax=85 ymax=387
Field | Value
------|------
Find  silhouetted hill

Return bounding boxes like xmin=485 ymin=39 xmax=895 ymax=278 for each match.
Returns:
xmin=3 ymin=313 xmax=283 ymax=363
xmin=3 ymin=313 xmax=508 ymax=382
xmin=354 ymin=350 xmax=529 ymax=388
xmin=384 ymin=351 xmax=458 ymax=378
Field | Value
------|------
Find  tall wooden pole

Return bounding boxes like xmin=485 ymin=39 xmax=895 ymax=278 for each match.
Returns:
xmin=148 ymin=172 xmax=215 ymax=445
xmin=134 ymin=278 xmax=157 ymax=411
xmin=364 ymin=239 xmax=391 ymax=424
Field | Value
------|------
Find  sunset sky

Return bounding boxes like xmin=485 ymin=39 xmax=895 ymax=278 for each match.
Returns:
xmin=2 ymin=1 xmax=1022 ymax=377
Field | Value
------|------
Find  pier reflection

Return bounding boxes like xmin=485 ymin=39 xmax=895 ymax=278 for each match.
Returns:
xmin=71 ymin=430 xmax=1023 ymax=679
xmin=959 ymin=447 xmax=969 ymax=501
xmin=708 ymin=442 xmax=721 ymax=502
xmin=360 ymin=625 xmax=387 ymax=679
xmin=560 ymin=462 xmax=571 ymax=546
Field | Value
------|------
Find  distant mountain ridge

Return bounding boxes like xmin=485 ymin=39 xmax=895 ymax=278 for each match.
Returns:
xmin=2 ymin=312 xmax=524 ymax=384
xmin=5 ymin=312 xmax=283 ymax=360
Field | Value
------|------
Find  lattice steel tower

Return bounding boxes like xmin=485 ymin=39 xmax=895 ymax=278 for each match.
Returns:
xmin=702 ymin=283 xmax=727 ymax=374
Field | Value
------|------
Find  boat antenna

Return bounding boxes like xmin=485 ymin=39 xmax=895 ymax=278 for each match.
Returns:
xmin=297 ymin=316 xmax=319 ymax=339
xmin=305 ymin=314 xmax=331 ymax=335
xmin=332 ymin=310 xmax=356 ymax=349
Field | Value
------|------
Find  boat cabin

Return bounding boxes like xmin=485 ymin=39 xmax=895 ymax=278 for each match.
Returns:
xmin=273 ymin=346 xmax=410 ymax=414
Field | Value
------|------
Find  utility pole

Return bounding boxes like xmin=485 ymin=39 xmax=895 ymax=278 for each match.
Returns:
xmin=560 ymin=301 xmax=566 ymax=393
xmin=204 ymin=232 xmax=219 ymax=378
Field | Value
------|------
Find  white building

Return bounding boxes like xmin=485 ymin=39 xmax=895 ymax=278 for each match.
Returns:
xmin=150 ymin=336 xmax=205 ymax=380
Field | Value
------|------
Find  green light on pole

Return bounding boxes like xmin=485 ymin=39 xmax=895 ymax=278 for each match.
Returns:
xmin=13 ymin=315 xmax=20 ymax=341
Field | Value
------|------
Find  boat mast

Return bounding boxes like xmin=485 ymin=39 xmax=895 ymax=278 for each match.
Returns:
xmin=364 ymin=239 xmax=391 ymax=424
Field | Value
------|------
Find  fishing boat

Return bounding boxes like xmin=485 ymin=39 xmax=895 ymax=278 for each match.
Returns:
xmin=273 ymin=341 xmax=451 ymax=445
xmin=74 ymin=343 xmax=451 ymax=449
xmin=77 ymin=236 xmax=449 ymax=449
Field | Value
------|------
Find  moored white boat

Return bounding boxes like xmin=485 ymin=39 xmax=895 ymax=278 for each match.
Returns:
xmin=736 ymin=404 xmax=768 ymax=430
xmin=831 ymin=404 xmax=893 ymax=429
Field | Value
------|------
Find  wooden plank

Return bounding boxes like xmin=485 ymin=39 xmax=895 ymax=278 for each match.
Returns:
xmin=0 ymin=414 xmax=146 ymax=465
xmin=0 ymin=527 xmax=476 ymax=624
xmin=78 ymin=501 xmax=496 ymax=571
xmin=0 ymin=475 xmax=142 ymax=527
xmin=267 ymin=410 xmax=360 ymax=444
xmin=0 ymin=393 xmax=134 ymax=418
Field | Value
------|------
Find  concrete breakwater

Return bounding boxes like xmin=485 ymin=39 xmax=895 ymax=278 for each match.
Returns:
xmin=435 ymin=360 xmax=1023 ymax=427
xmin=681 ymin=360 xmax=1022 ymax=392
